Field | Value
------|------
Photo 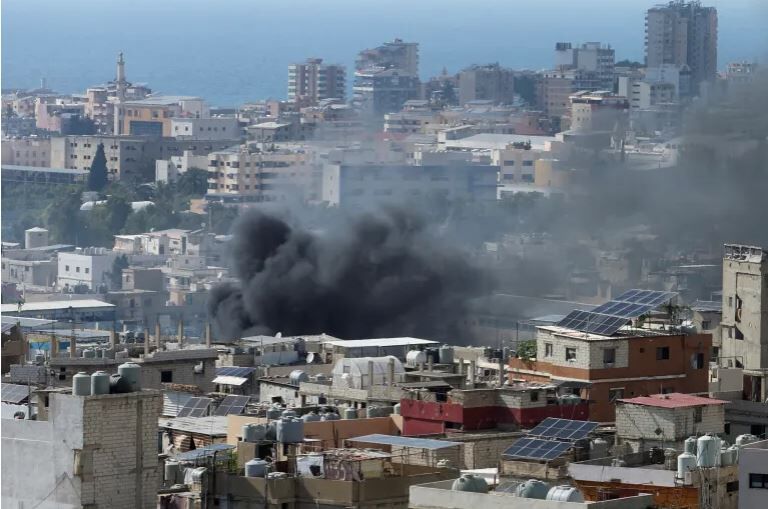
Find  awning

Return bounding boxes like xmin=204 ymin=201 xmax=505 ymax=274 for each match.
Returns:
xmin=212 ymin=375 xmax=248 ymax=386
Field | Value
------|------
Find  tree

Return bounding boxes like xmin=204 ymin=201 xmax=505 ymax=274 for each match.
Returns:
xmin=177 ymin=168 xmax=209 ymax=198
xmin=109 ymin=254 xmax=129 ymax=289
xmin=88 ymin=143 xmax=109 ymax=191
xmin=45 ymin=190 xmax=84 ymax=245
xmin=615 ymin=59 xmax=643 ymax=69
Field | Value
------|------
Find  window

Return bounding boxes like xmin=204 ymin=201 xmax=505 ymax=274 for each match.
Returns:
xmin=701 ymin=320 xmax=711 ymax=330
xmin=726 ymin=481 xmax=738 ymax=493
xmin=694 ymin=406 xmax=703 ymax=422
xmin=749 ymin=473 xmax=768 ymax=489
xmin=522 ymin=160 xmax=534 ymax=167
xmin=545 ymin=343 xmax=553 ymax=357
xmin=608 ymin=388 xmax=624 ymax=402
xmin=693 ymin=352 xmax=705 ymax=369
xmin=84 ymin=268 xmax=89 ymax=274
xmin=565 ymin=348 xmax=577 ymax=362
xmin=75 ymin=267 xmax=80 ymax=273
xmin=603 ymin=348 xmax=616 ymax=365
xmin=65 ymin=265 xmax=70 ymax=271
xmin=530 ymin=391 xmax=539 ymax=402
xmin=728 ymin=296 xmax=733 ymax=307
xmin=161 ymin=370 xmax=173 ymax=383
xmin=656 ymin=346 xmax=670 ymax=360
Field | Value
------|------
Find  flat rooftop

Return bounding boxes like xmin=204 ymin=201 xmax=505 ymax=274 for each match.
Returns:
xmin=324 ymin=337 xmax=438 ymax=348
xmin=1 ymin=299 xmax=115 ymax=314
xmin=347 ymin=434 xmax=462 ymax=450
xmin=618 ymin=393 xmax=728 ymax=409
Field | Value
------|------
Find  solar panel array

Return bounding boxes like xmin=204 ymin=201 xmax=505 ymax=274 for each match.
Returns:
xmin=591 ymin=289 xmax=677 ymax=318
xmin=177 ymin=397 xmax=213 ymax=417
xmin=1 ymin=383 xmax=31 ymax=404
xmin=556 ymin=310 xmax=629 ymax=336
xmin=215 ymin=367 xmax=256 ymax=378
xmin=527 ymin=418 xmax=600 ymax=441
xmin=502 ymin=438 xmax=571 ymax=461
xmin=213 ymin=395 xmax=250 ymax=416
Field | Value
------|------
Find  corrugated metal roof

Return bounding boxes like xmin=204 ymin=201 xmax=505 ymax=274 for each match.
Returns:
xmin=163 ymin=391 xmax=194 ymax=417
xmin=347 ymin=434 xmax=462 ymax=450
xmin=618 ymin=393 xmax=728 ymax=409
xmin=176 ymin=443 xmax=234 ymax=462
xmin=212 ymin=375 xmax=248 ymax=386
xmin=0 ymin=299 xmax=115 ymax=313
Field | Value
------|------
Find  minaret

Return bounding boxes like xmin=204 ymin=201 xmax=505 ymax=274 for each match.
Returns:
xmin=114 ymin=52 xmax=127 ymax=135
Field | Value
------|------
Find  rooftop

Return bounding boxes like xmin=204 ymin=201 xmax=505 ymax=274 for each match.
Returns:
xmin=2 ymin=164 xmax=89 ymax=176
xmin=346 ymin=433 xmax=462 ymax=450
xmin=124 ymin=95 xmax=202 ymax=106
xmin=0 ymin=299 xmax=115 ymax=314
xmin=159 ymin=416 xmax=228 ymax=436
xmin=323 ymin=337 xmax=439 ymax=348
xmin=618 ymin=393 xmax=728 ymax=409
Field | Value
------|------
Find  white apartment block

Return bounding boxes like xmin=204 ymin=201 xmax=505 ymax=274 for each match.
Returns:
xmin=171 ymin=117 xmax=240 ymax=141
xmin=206 ymin=145 xmax=317 ymax=203
xmin=57 ymin=248 xmax=117 ymax=290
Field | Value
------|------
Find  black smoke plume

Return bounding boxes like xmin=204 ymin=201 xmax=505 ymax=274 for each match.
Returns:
xmin=208 ymin=207 xmax=489 ymax=341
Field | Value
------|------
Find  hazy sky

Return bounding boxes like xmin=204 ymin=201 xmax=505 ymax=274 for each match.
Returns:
xmin=3 ymin=0 xmax=766 ymax=105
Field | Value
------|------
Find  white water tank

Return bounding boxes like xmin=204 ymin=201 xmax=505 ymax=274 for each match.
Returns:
xmin=266 ymin=406 xmax=283 ymax=420
xmin=73 ymin=372 xmax=91 ymax=396
xmin=90 ymin=371 xmax=110 ymax=395
xmin=677 ymin=452 xmax=696 ymax=478
xmin=439 ymin=345 xmax=454 ymax=364
xmin=697 ymin=434 xmax=721 ymax=467
xmin=736 ymin=434 xmax=758 ymax=447
xmin=277 ymin=417 xmax=304 ymax=443
xmin=720 ymin=447 xmax=735 ymax=466
xmin=289 ymin=370 xmax=309 ymax=386
xmin=451 ymin=474 xmax=488 ymax=493
xmin=164 ymin=460 xmax=181 ymax=485
xmin=343 ymin=407 xmax=358 ymax=419
xmin=406 ymin=350 xmax=427 ymax=367
xmin=664 ymin=448 xmax=678 ymax=470
xmin=590 ymin=438 xmax=609 ymax=459
xmin=515 ymin=479 xmax=550 ymax=499
xmin=321 ymin=411 xmax=340 ymax=421
xmin=684 ymin=436 xmax=698 ymax=454
xmin=546 ymin=486 xmax=583 ymax=502
xmin=302 ymin=412 xmax=321 ymax=422
xmin=245 ymin=459 xmax=269 ymax=478
xmin=117 ymin=362 xmax=142 ymax=391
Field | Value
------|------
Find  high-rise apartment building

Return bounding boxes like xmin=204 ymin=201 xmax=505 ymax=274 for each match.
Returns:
xmin=554 ymin=42 xmax=615 ymax=90
xmin=353 ymin=39 xmax=421 ymax=118
xmin=287 ymin=58 xmax=346 ymax=105
xmin=645 ymin=1 xmax=718 ymax=92
xmin=457 ymin=63 xmax=516 ymax=106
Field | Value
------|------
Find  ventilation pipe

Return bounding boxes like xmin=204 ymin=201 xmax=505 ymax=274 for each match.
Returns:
xmin=388 ymin=357 xmax=396 ymax=386
xmin=144 ymin=327 xmax=150 ymax=357
xmin=368 ymin=360 xmax=374 ymax=389
xmin=155 ymin=322 xmax=161 ymax=350
xmin=498 ymin=356 xmax=505 ymax=386
xmin=177 ymin=320 xmax=184 ymax=347
xmin=109 ymin=330 xmax=117 ymax=350
xmin=205 ymin=322 xmax=212 ymax=348
xmin=469 ymin=360 xmax=476 ymax=387
xmin=427 ymin=357 xmax=434 ymax=372
xmin=70 ymin=333 xmax=77 ymax=359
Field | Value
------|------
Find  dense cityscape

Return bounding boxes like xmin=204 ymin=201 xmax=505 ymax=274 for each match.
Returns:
xmin=1 ymin=1 xmax=767 ymax=508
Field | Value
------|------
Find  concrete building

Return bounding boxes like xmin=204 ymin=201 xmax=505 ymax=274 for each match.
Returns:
xmin=121 ymin=95 xmax=208 ymax=137
xmin=538 ymin=68 xmax=604 ymax=120
xmin=568 ymin=91 xmax=629 ymax=133
xmin=356 ymin=38 xmax=419 ymax=76
xmin=409 ymin=479 xmax=653 ymax=509
xmin=288 ymin=58 xmax=346 ymax=105
xmin=1 ymin=388 xmax=163 ymax=508
xmin=50 ymin=134 xmax=236 ymax=180
xmin=57 ymin=248 xmax=117 ymax=291
xmin=570 ymin=451 xmax=738 ymax=509
xmin=0 ymin=137 xmax=51 ymax=167
xmin=206 ymin=144 xmax=317 ymax=204
xmin=170 ymin=116 xmax=239 ymax=141
xmin=1 ymin=251 xmax=58 ymax=288
xmin=618 ymin=77 xmax=676 ymax=111
xmin=615 ymin=393 xmax=726 ymax=453
xmin=154 ymin=150 xmax=209 ymax=183
xmin=0 ymin=299 xmax=116 ymax=322
xmin=508 ymin=322 xmax=712 ymax=422
xmin=645 ymin=1 xmax=718 ymax=92
xmin=554 ymin=41 xmax=615 ymax=90
xmin=457 ymin=64 xmax=516 ymax=106
xmin=353 ymin=68 xmax=421 ymax=118
xmin=720 ymin=244 xmax=768 ymax=401
xmin=739 ymin=439 xmax=768 ymax=509
xmin=321 ymin=163 xmax=498 ymax=207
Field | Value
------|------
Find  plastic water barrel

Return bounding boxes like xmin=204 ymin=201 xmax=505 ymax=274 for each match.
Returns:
xmin=277 ymin=417 xmax=304 ymax=443
xmin=684 ymin=436 xmax=698 ymax=454
xmin=720 ymin=447 xmax=735 ymax=466
xmin=109 ymin=373 xmax=131 ymax=393
xmin=697 ymin=434 xmax=721 ymax=467
xmin=281 ymin=408 xmax=298 ymax=419
xmin=514 ymin=479 xmax=550 ymax=499
xmin=265 ymin=421 xmax=277 ymax=441
xmin=242 ymin=424 xmax=257 ymax=442
xmin=82 ymin=348 xmax=96 ymax=359
xmin=590 ymin=438 xmax=609 ymax=459
xmin=366 ymin=406 xmax=379 ymax=418
xmin=245 ymin=459 xmax=269 ymax=478
xmin=451 ymin=474 xmax=488 ymax=493
xmin=736 ymin=434 xmax=758 ymax=447
xmin=289 ymin=370 xmax=309 ymax=386
xmin=321 ymin=411 xmax=340 ymax=421
xmin=164 ymin=460 xmax=180 ymax=484
xmin=406 ymin=350 xmax=427 ymax=366
xmin=664 ymin=448 xmax=678 ymax=470
xmin=73 ymin=372 xmax=91 ymax=396
xmin=677 ymin=452 xmax=696 ymax=478
xmin=266 ymin=406 xmax=283 ymax=420
xmin=546 ymin=486 xmax=584 ymax=502
xmin=90 ymin=371 xmax=110 ymax=395
xmin=439 ymin=345 xmax=454 ymax=365
xmin=302 ymin=412 xmax=321 ymax=422
xmin=343 ymin=407 xmax=358 ymax=420
xmin=117 ymin=362 xmax=142 ymax=391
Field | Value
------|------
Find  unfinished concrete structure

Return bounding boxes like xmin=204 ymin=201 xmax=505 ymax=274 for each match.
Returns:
xmin=1 ymin=389 xmax=162 ymax=508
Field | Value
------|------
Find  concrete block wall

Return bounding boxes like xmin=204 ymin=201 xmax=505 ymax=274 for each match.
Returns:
xmin=81 ymin=391 xmax=162 ymax=508
xmin=537 ymin=331 xmax=629 ymax=370
xmin=141 ymin=359 xmax=216 ymax=393
xmin=617 ymin=403 xmax=725 ymax=442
